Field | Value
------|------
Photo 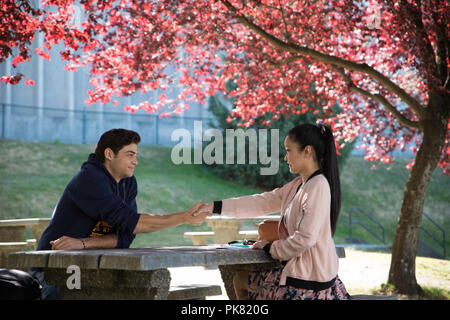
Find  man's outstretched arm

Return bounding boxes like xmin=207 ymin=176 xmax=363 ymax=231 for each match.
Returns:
xmin=132 ymin=202 xmax=210 ymax=234
xmin=49 ymin=203 xmax=210 ymax=249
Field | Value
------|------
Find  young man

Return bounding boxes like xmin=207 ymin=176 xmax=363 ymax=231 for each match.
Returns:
xmin=32 ymin=129 xmax=209 ymax=298
xmin=36 ymin=128 xmax=208 ymax=251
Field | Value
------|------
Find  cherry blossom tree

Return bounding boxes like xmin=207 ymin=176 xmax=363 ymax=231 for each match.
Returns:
xmin=1 ymin=0 xmax=448 ymax=295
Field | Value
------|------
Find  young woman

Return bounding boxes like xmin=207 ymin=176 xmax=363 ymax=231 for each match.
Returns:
xmin=200 ymin=123 xmax=352 ymax=300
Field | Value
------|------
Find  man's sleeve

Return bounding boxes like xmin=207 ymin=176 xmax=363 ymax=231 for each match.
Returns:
xmin=66 ymin=171 xmax=140 ymax=235
xmin=116 ymin=187 xmax=138 ymax=248
xmin=115 ymin=231 xmax=136 ymax=248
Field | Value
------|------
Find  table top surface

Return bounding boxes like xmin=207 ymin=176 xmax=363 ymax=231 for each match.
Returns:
xmin=0 ymin=218 xmax=51 ymax=226
xmin=207 ymin=215 xmax=281 ymax=221
xmin=9 ymin=245 xmax=345 ymax=271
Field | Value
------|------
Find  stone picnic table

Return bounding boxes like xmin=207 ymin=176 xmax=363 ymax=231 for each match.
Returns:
xmin=0 ymin=218 xmax=51 ymax=243
xmin=8 ymin=245 xmax=345 ymax=300
xmin=0 ymin=218 xmax=51 ymax=268
xmin=206 ymin=215 xmax=281 ymax=244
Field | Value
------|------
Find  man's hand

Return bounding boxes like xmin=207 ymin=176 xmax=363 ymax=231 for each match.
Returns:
xmin=192 ymin=202 xmax=213 ymax=217
xmin=50 ymin=236 xmax=84 ymax=250
xmin=184 ymin=202 xmax=211 ymax=225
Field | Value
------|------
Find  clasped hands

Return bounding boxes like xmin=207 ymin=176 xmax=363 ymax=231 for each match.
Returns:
xmin=186 ymin=202 xmax=269 ymax=250
xmin=183 ymin=202 xmax=212 ymax=225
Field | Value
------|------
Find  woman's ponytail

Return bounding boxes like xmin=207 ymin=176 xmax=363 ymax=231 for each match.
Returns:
xmin=319 ymin=124 xmax=341 ymax=236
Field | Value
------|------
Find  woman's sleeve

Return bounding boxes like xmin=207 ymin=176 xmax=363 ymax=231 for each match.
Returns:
xmin=269 ymin=180 xmax=330 ymax=261
xmin=219 ymin=178 xmax=301 ymax=218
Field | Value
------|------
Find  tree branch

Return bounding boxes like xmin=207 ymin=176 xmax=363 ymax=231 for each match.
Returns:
xmin=219 ymin=0 xmax=426 ymax=120
xmin=333 ymin=67 xmax=421 ymax=130
xmin=400 ymin=0 xmax=438 ymax=80
xmin=430 ymin=2 xmax=449 ymax=87
xmin=266 ymin=55 xmax=306 ymax=66
xmin=351 ymin=87 xmax=421 ymax=130
xmin=278 ymin=0 xmax=292 ymax=43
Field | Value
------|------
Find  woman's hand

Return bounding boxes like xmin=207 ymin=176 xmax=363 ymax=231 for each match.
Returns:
xmin=192 ymin=202 xmax=213 ymax=216
xmin=250 ymin=240 xmax=270 ymax=250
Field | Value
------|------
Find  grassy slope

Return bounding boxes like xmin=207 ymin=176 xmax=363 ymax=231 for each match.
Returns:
xmin=0 ymin=138 xmax=448 ymax=252
xmin=0 ymin=139 xmax=262 ymax=247
xmin=1 ymin=139 xmax=448 ymax=299
xmin=338 ymin=155 xmax=449 ymax=257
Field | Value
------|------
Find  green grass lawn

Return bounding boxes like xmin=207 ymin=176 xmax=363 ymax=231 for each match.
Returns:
xmin=0 ymin=139 xmax=263 ymax=247
xmin=338 ymin=154 xmax=449 ymax=258
xmin=0 ymin=138 xmax=448 ymax=255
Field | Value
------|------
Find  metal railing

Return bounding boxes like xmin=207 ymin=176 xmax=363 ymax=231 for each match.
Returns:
xmin=420 ymin=212 xmax=446 ymax=258
xmin=348 ymin=206 xmax=386 ymax=244
xmin=0 ymin=102 xmax=215 ymax=146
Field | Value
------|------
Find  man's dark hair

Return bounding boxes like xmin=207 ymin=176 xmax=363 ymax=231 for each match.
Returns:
xmin=95 ymin=129 xmax=141 ymax=163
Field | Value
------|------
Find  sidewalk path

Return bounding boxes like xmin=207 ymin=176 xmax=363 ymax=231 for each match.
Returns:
xmin=169 ymin=248 xmax=449 ymax=299
xmin=168 ymin=250 xmax=389 ymax=300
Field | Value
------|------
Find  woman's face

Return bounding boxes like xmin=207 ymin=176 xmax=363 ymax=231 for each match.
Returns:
xmin=284 ymin=136 xmax=307 ymax=174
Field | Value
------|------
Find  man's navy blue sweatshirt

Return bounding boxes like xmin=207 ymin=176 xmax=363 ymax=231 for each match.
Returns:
xmin=36 ymin=153 xmax=140 ymax=251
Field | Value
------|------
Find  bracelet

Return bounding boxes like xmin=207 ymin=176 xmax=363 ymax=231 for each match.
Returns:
xmin=213 ymin=201 xmax=222 ymax=214
xmin=263 ymin=242 xmax=272 ymax=258
xmin=80 ymin=238 xmax=86 ymax=249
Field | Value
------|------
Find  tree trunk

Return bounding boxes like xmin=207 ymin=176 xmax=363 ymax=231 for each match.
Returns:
xmin=388 ymin=93 xmax=448 ymax=295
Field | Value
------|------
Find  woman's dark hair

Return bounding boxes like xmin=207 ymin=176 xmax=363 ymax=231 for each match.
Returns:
xmin=287 ymin=123 xmax=341 ymax=236
xmin=95 ymin=128 xmax=141 ymax=163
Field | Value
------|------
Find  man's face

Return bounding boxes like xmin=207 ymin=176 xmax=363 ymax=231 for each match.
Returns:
xmin=105 ymin=143 xmax=138 ymax=182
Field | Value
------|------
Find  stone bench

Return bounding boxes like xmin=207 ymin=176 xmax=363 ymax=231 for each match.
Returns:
xmin=0 ymin=218 xmax=50 ymax=268
xmin=30 ymin=267 xmax=222 ymax=300
xmin=0 ymin=242 xmax=33 ymax=268
xmin=184 ymin=230 xmax=258 ymax=245
xmin=26 ymin=239 xmax=37 ymax=249
xmin=168 ymin=284 xmax=222 ymax=300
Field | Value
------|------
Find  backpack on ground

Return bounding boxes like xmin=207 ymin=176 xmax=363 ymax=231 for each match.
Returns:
xmin=0 ymin=268 xmax=41 ymax=300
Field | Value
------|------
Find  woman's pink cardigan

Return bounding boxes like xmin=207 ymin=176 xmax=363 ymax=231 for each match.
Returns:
xmin=221 ymin=174 xmax=339 ymax=286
